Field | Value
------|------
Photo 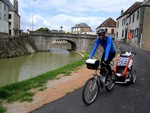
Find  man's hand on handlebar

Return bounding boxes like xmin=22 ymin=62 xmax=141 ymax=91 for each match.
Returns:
xmin=102 ymin=60 xmax=108 ymax=66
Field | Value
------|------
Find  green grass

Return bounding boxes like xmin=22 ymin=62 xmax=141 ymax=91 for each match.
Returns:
xmin=0 ymin=52 xmax=88 ymax=103
xmin=0 ymin=106 xmax=5 ymax=113
xmin=0 ymin=101 xmax=5 ymax=113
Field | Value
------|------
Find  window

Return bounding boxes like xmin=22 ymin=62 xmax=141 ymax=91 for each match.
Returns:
xmin=116 ymin=32 xmax=118 ymax=38
xmin=131 ymin=30 xmax=134 ymax=38
xmin=122 ymin=18 xmax=126 ymax=26
xmin=129 ymin=17 xmax=131 ymax=24
xmin=117 ymin=22 xmax=119 ymax=28
xmin=4 ymin=14 xmax=6 ymax=21
xmin=9 ymin=22 xmax=11 ymax=28
xmin=9 ymin=14 xmax=11 ymax=19
xmin=105 ymin=29 xmax=108 ymax=33
xmin=124 ymin=18 xmax=126 ymax=25
xmin=78 ymin=28 xmax=80 ymax=31
xmin=0 ymin=12 xmax=1 ymax=20
xmin=122 ymin=19 xmax=124 ymax=26
xmin=122 ymin=30 xmax=124 ymax=37
xmin=135 ymin=28 xmax=139 ymax=37
xmin=126 ymin=18 xmax=128 ymax=25
xmin=4 ymin=5 xmax=6 ymax=10
xmin=137 ymin=10 xmax=139 ymax=20
xmin=134 ymin=29 xmax=136 ymax=38
xmin=9 ymin=30 xmax=11 ymax=35
xmin=111 ymin=29 xmax=114 ymax=34
xmin=132 ymin=14 xmax=135 ymax=22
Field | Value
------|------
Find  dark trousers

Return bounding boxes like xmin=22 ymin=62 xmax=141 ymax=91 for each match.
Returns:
xmin=100 ymin=51 xmax=116 ymax=75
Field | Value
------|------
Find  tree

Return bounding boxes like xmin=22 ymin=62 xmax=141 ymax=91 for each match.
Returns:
xmin=36 ymin=27 xmax=50 ymax=32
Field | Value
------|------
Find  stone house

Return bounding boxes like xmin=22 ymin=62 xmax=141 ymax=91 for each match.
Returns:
xmin=96 ymin=17 xmax=116 ymax=35
xmin=115 ymin=0 xmax=150 ymax=50
xmin=0 ymin=0 xmax=20 ymax=36
xmin=0 ymin=0 xmax=9 ymax=35
xmin=71 ymin=23 xmax=93 ymax=34
xmin=96 ymin=17 xmax=116 ymax=39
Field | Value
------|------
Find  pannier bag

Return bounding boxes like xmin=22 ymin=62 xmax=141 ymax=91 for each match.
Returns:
xmin=86 ymin=59 xmax=99 ymax=69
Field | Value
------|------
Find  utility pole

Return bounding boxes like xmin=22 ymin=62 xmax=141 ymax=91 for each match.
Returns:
xmin=32 ymin=0 xmax=36 ymax=31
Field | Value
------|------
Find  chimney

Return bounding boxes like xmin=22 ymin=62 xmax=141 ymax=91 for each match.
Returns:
xmin=14 ymin=0 xmax=18 ymax=13
xmin=121 ymin=9 xmax=124 ymax=15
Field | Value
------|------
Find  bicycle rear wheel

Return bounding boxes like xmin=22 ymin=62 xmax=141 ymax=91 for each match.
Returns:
xmin=105 ymin=71 xmax=115 ymax=92
xmin=82 ymin=77 xmax=99 ymax=105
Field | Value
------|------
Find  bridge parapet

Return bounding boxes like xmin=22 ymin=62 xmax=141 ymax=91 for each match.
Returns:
xmin=30 ymin=31 xmax=97 ymax=39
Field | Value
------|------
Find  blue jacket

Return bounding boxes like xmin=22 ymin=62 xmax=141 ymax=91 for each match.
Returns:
xmin=90 ymin=36 xmax=115 ymax=60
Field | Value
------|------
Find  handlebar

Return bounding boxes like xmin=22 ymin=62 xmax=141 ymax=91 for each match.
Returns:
xmin=131 ymin=52 xmax=136 ymax=57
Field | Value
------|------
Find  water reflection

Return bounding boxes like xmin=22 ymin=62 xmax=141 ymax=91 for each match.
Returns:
xmin=0 ymin=48 xmax=81 ymax=87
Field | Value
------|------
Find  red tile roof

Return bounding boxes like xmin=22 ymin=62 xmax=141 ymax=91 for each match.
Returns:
xmin=97 ymin=17 xmax=116 ymax=29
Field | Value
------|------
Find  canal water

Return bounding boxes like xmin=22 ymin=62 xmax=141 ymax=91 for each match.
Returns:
xmin=0 ymin=48 xmax=81 ymax=87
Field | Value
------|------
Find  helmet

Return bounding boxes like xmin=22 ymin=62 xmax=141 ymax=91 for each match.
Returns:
xmin=97 ymin=29 xmax=105 ymax=34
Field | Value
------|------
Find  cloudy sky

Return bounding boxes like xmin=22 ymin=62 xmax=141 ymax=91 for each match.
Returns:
xmin=10 ymin=0 xmax=143 ymax=32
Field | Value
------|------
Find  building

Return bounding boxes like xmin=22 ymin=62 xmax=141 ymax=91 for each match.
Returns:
xmin=96 ymin=17 xmax=116 ymax=35
xmin=140 ymin=0 xmax=150 ymax=49
xmin=0 ymin=0 xmax=9 ymax=35
xmin=71 ymin=23 xmax=93 ymax=34
xmin=8 ymin=0 xmax=20 ymax=36
xmin=115 ymin=0 xmax=150 ymax=49
xmin=0 ymin=0 xmax=20 ymax=36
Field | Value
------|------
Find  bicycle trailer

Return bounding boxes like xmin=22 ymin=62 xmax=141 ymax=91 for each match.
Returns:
xmin=114 ymin=52 xmax=133 ymax=83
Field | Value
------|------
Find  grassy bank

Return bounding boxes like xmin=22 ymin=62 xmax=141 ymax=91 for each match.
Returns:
xmin=0 ymin=103 xmax=5 ymax=113
xmin=0 ymin=52 xmax=88 ymax=104
xmin=0 ymin=107 xmax=5 ymax=113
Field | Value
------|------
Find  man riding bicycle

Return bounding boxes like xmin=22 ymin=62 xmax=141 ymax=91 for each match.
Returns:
xmin=90 ymin=29 xmax=116 ymax=80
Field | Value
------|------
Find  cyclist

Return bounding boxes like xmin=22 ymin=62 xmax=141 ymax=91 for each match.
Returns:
xmin=90 ymin=29 xmax=116 ymax=81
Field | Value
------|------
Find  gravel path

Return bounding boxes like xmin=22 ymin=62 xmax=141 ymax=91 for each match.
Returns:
xmin=3 ymin=65 xmax=93 ymax=113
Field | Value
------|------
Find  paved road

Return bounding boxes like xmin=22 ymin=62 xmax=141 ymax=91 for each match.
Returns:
xmin=31 ymin=42 xmax=150 ymax=113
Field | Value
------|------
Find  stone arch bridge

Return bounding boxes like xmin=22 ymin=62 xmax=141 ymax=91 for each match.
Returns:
xmin=30 ymin=32 xmax=97 ymax=53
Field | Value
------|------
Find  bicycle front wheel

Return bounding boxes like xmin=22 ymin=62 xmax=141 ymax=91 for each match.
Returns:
xmin=82 ymin=77 xmax=99 ymax=105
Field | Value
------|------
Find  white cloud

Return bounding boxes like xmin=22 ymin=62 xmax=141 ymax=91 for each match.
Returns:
xmin=10 ymin=0 xmax=143 ymax=32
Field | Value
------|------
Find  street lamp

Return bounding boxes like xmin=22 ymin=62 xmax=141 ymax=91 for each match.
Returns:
xmin=32 ymin=0 xmax=36 ymax=31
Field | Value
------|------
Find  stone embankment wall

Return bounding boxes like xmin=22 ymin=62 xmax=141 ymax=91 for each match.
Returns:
xmin=0 ymin=35 xmax=37 ymax=58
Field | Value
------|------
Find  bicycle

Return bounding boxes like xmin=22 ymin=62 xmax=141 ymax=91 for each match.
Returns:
xmin=82 ymin=59 xmax=115 ymax=105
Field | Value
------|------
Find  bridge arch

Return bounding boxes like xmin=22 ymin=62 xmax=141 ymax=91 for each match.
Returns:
xmin=64 ymin=39 xmax=76 ymax=51
xmin=52 ymin=38 xmax=77 ymax=51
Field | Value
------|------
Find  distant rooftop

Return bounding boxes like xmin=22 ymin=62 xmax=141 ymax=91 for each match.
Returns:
xmin=72 ymin=23 xmax=91 ymax=28
xmin=97 ymin=17 xmax=116 ymax=29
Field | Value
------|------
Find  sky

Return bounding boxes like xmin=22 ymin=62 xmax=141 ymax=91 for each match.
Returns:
xmin=10 ymin=0 xmax=143 ymax=32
